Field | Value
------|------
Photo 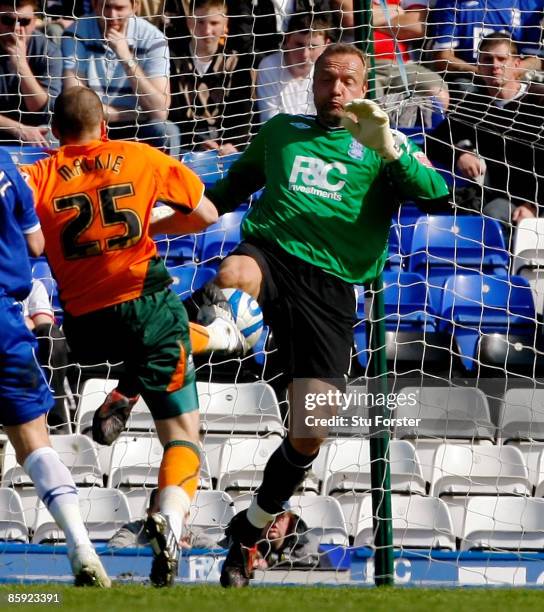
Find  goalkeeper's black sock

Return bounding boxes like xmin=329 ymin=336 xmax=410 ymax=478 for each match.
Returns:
xmin=255 ymin=437 xmax=319 ymax=515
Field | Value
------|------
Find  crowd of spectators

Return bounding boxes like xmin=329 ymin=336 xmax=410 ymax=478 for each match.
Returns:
xmin=0 ymin=0 xmax=543 ymax=216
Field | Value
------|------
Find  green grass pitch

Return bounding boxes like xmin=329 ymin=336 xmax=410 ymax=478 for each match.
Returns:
xmin=0 ymin=584 xmax=542 ymax=612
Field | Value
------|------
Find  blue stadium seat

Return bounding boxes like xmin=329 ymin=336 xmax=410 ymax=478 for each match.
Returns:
xmin=155 ymin=233 xmax=202 ymax=265
xmin=386 ymin=224 xmax=402 ymax=271
xmin=439 ymin=274 xmax=536 ymax=371
xmin=393 ymin=205 xmax=426 ymax=256
xmin=356 ymin=276 xmax=451 ymax=368
xmin=168 ymin=264 xmax=216 ymax=300
xmin=220 ymin=151 xmax=241 ymax=174
xmin=200 ymin=210 xmax=244 ymax=263
xmin=353 ymin=286 xmax=369 ymax=370
xmin=408 ymin=215 xmax=509 ymax=309
xmin=182 ymin=150 xmax=241 ymax=186
xmin=353 ymin=320 xmax=369 ymax=370
xmin=182 ymin=150 xmax=223 ymax=185
xmin=383 ymin=272 xmax=436 ymax=332
xmin=3 ymin=145 xmax=49 ymax=166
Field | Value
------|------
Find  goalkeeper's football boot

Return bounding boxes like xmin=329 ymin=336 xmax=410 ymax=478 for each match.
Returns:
xmin=92 ymin=389 xmax=139 ymax=446
xmin=220 ymin=511 xmax=261 ymax=588
xmin=69 ymin=545 xmax=111 ymax=588
xmin=197 ymin=282 xmax=247 ymax=355
xmin=145 ymin=512 xmax=180 ymax=587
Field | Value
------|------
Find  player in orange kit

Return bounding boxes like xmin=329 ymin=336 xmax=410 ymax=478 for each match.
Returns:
xmin=23 ymin=85 xmax=241 ymax=587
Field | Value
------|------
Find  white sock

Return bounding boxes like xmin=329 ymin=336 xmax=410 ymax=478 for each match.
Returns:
xmin=246 ymin=498 xmax=275 ymax=529
xmin=23 ymin=446 xmax=90 ymax=552
xmin=204 ymin=318 xmax=237 ymax=352
xmin=159 ymin=486 xmax=191 ymax=542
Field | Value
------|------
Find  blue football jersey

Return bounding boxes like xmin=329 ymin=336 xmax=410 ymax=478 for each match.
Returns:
xmin=0 ymin=148 xmax=40 ymax=301
xmin=431 ymin=0 xmax=522 ymax=63
xmin=518 ymin=0 xmax=543 ymax=57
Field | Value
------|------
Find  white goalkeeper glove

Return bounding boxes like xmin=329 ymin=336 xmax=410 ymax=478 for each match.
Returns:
xmin=341 ymin=98 xmax=402 ymax=162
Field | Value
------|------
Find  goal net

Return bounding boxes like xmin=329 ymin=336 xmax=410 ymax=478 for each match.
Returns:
xmin=4 ymin=0 xmax=544 ymax=588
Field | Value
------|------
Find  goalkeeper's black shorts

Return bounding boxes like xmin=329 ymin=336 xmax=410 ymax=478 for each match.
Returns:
xmin=230 ymin=238 xmax=356 ymax=382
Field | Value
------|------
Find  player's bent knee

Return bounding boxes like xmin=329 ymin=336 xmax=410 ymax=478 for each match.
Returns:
xmin=216 ymin=255 xmax=262 ymax=297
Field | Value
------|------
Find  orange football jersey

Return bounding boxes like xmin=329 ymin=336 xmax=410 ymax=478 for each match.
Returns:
xmin=23 ymin=139 xmax=204 ymax=316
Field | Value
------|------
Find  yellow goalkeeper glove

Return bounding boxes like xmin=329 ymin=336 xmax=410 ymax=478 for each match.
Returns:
xmin=341 ymin=99 xmax=402 ymax=162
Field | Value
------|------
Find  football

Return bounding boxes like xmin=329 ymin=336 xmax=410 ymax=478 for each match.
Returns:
xmin=222 ymin=288 xmax=264 ymax=350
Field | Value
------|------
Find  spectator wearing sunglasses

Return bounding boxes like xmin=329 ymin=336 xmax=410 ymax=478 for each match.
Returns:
xmin=0 ymin=0 xmax=62 ymax=145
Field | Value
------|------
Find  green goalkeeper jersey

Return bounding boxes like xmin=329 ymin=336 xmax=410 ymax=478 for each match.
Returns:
xmin=207 ymin=113 xmax=449 ymax=284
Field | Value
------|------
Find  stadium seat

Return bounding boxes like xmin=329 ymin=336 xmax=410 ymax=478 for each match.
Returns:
xmin=439 ymin=274 xmax=537 ymax=372
xmin=197 ymin=380 xmax=284 ymax=436
xmin=288 ymin=495 xmax=350 ymax=546
xmin=386 ymin=223 xmax=402 ymax=272
xmin=322 ymin=439 xmax=426 ymax=496
xmin=217 ymin=437 xmax=282 ymax=495
xmin=0 ymin=488 xmax=29 ymax=543
xmin=32 ymin=488 xmax=131 ymax=543
xmin=408 ymin=215 xmax=509 ymax=309
xmin=512 ymin=218 xmax=544 ymax=316
xmin=187 ymin=490 xmax=236 ymax=547
xmin=2 ymin=436 xmax=102 ymax=488
xmin=532 ymin=450 xmax=544 ymax=497
xmin=168 ymin=264 xmax=216 ymax=300
xmin=154 ymin=232 xmax=202 ymax=265
xmin=392 ymin=205 xmax=426 ymax=257
xmin=352 ymin=317 xmax=369 ymax=371
xmin=460 ymin=496 xmax=544 ymax=551
xmin=395 ymin=386 xmax=496 ymax=483
xmin=107 ymin=434 xmax=212 ymax=491
xmin=322 ymin=439 xmax=425 ymax=538
xmin=181 ymin=150 xmax=242 ymax=185
xmin=182 ymin=150 xmax=223 ymax=185
xmin=429 ymin=444 xmax=530 ymax=497
xmin=356 ymin=276 xmax=451 ymax=368
xmin=498 ymin=388 xmax=544 ymax=486
xmin=3 ymin=145 xmax=49 ymax=166
xmin=382 ymin=272 xmax=436 ymax=331
xmin=354 ymin=495 xmax=455 ymax=550
xmin=217 ymin=437 xmax=319 ymax=497
xmin=200 ymin=210 xmax=244 ymax=263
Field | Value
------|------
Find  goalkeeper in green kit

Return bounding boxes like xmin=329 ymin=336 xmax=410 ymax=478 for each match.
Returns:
xmin=203 ymin=42 xmax=450 ymax=587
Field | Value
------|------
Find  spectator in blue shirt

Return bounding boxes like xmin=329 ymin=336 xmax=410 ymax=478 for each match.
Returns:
xmin=62 ymin=0 xmax=174 ymax=150
xmin=429 ymin=0 xmax=541 ymax=93
xmin=518 ymin=0 xmax=544 ymax=63
xmin=0 ymin=0 xmax=62 ymax=145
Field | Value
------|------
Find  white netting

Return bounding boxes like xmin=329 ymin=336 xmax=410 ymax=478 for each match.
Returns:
xmin=3 ymin=0 xmax=544 ymax=588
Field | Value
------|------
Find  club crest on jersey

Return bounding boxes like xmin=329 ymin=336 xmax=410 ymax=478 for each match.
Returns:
xmin=290 ymin=122 xmax=312 ymax=130
xmin=348 ymin=139 xmax=365 ymax=160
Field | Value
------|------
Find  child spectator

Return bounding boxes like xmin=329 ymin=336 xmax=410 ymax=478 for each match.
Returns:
xmin=255 ymin=14 xmax=331 ymax=123
xmin=169 ymin=0 xmax=254 ymax=154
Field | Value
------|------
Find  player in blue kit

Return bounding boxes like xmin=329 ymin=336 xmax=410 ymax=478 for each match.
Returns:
xmin=0 ymin=148 xmax=110 ymax=587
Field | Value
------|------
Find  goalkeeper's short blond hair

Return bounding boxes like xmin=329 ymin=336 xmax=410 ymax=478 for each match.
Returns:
xmin=315 ymin=43 xmax=368 ymax=80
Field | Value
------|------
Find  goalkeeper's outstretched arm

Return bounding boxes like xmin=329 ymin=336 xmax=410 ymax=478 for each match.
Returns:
xmin=342 ymin=98 xmax=451 ymax=209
